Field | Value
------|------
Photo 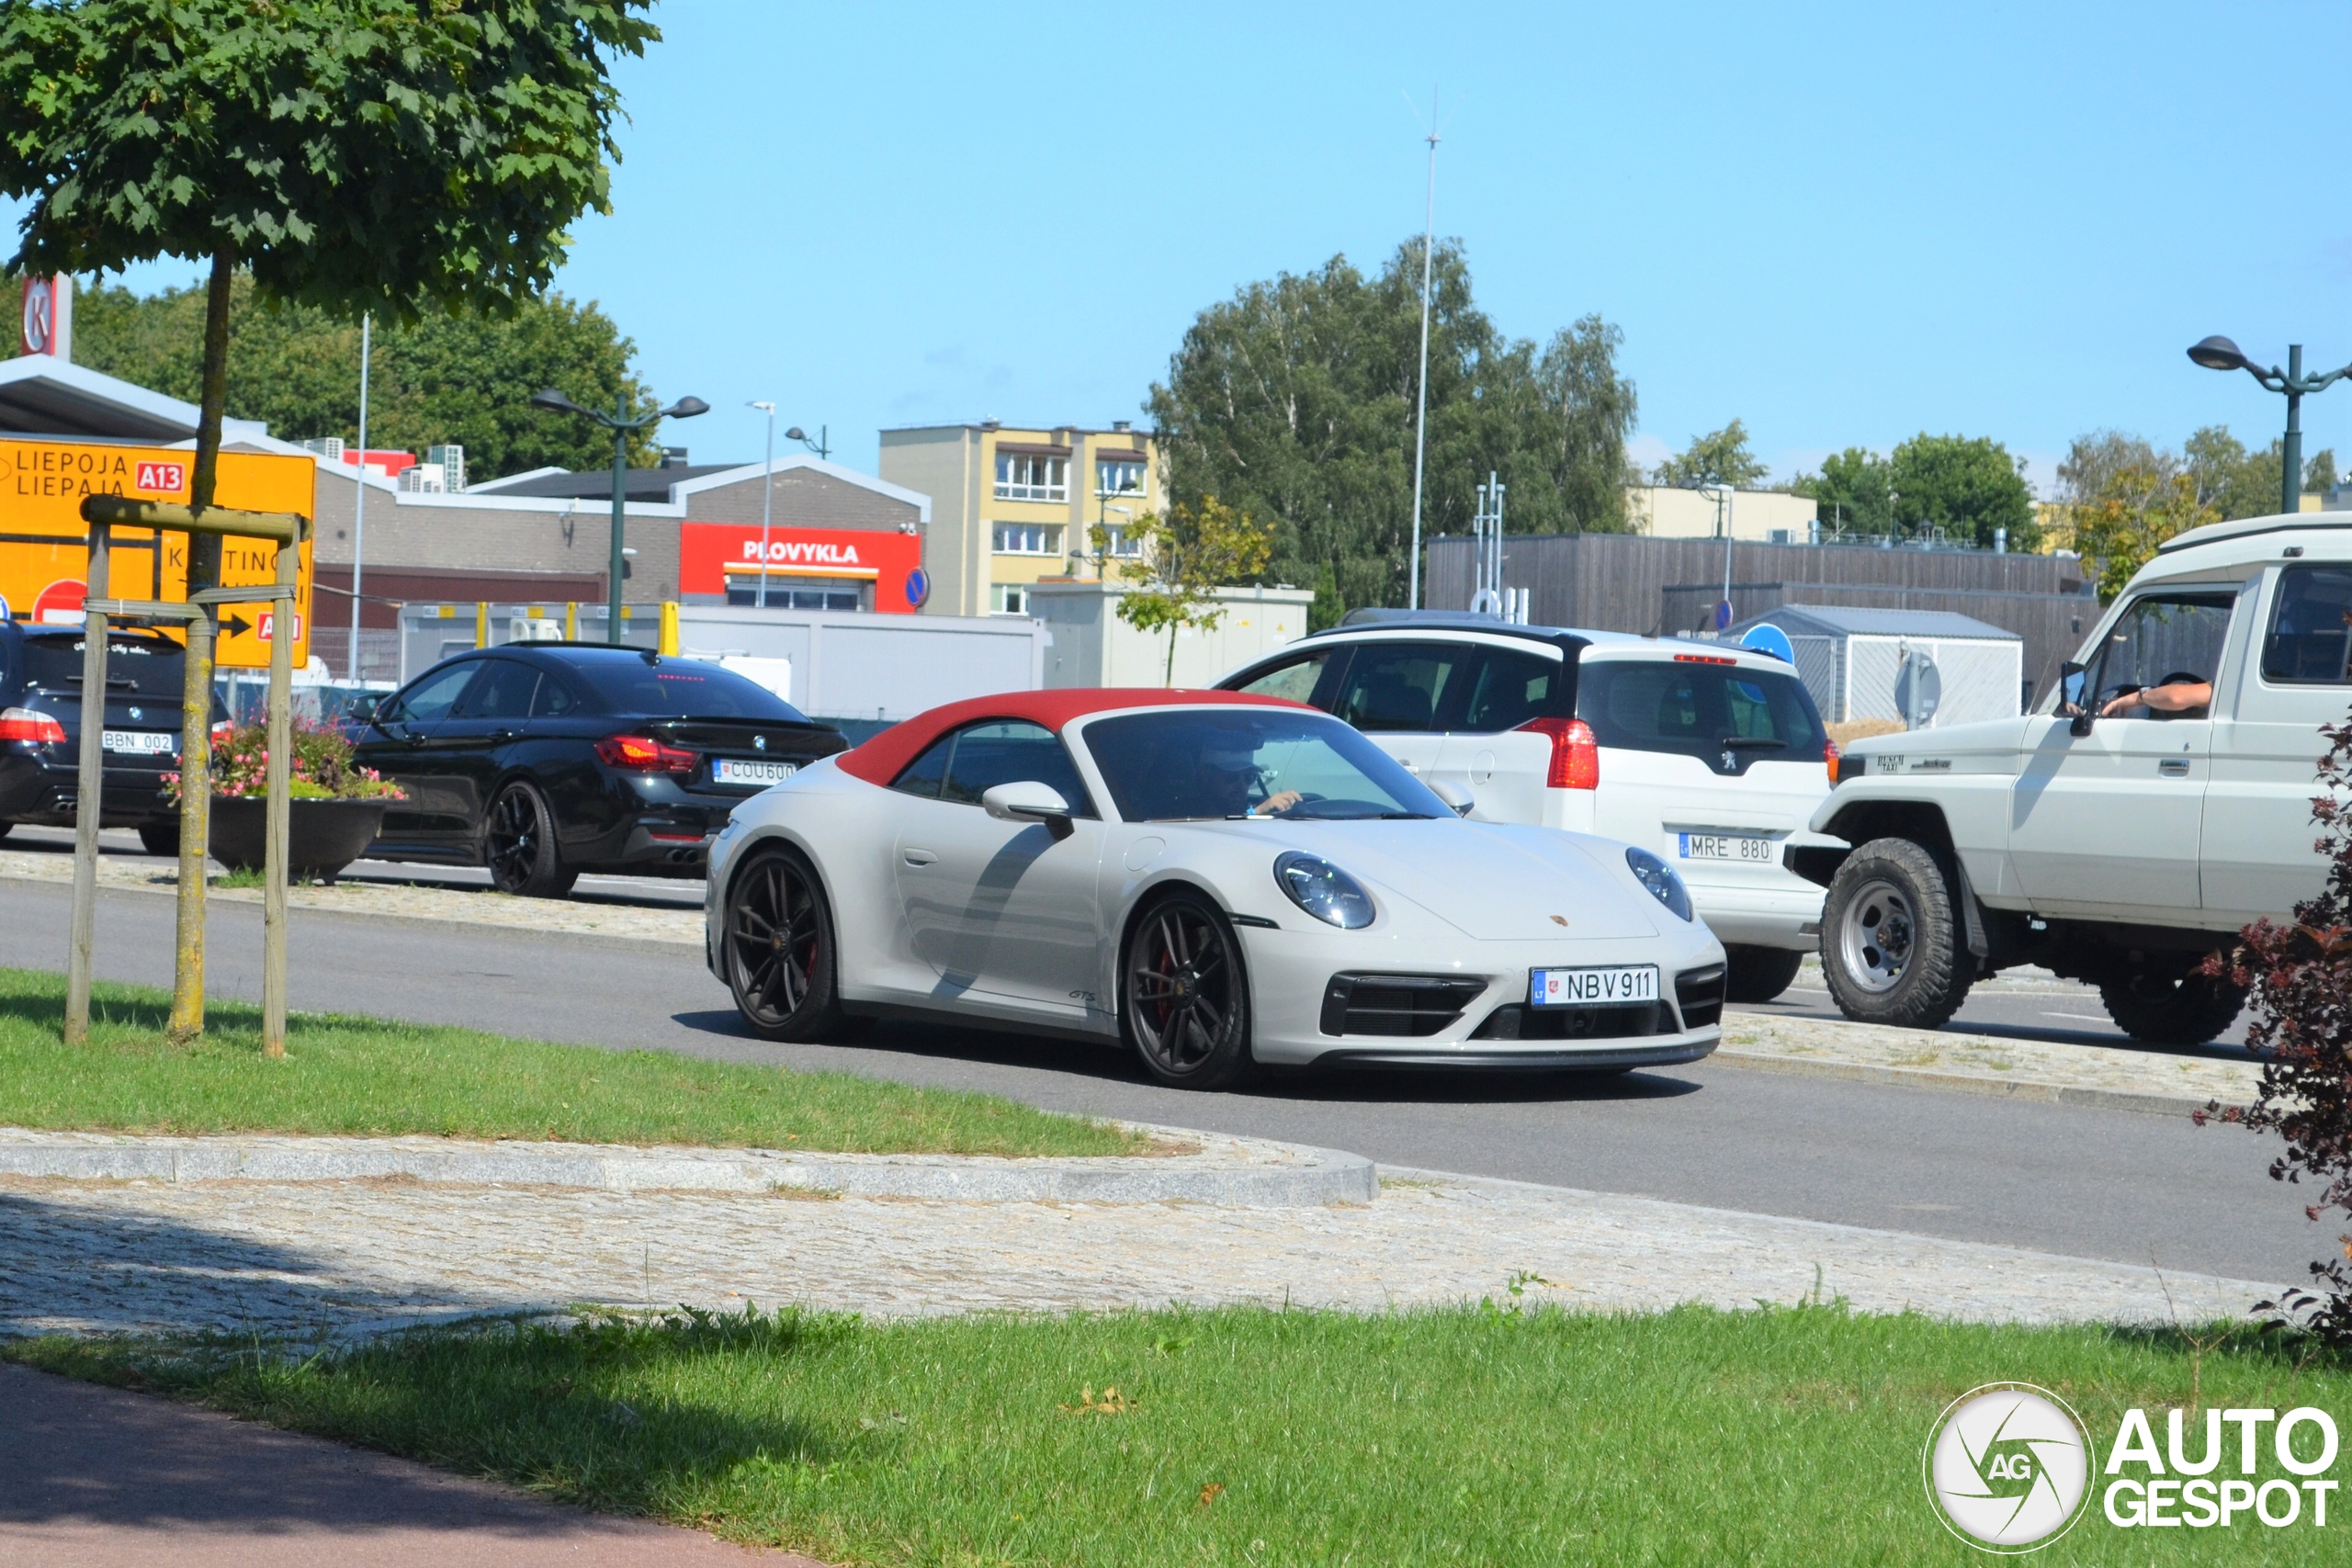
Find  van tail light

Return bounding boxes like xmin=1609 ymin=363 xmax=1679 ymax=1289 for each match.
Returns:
xmin=1517 ymin=716 xmax=1600 ymax=790
xmin=596 ymin=733 xmax=697 ymax=773
xmin=0 ymin=706 xmax=68 ymax=745
xmin=1825 ymin=738 xmax=1841 ymax=787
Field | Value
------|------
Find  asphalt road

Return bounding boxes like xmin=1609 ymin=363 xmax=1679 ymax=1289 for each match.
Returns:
xmin=0 ymin=838 xmax=2320 ymax=1290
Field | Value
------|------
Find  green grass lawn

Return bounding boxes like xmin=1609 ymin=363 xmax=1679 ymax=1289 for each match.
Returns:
xmin=11 ymin=1302 xmax=2345 ymax=1566
xmin=0 ymin=966 xmax=1138 ymax=1156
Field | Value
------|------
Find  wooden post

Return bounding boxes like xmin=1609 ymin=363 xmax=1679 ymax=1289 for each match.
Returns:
xmin=260 ymin=530 xmax=299 ymax=1057
xmin=167 ymin=606 xmax=214 ymax=1043
xmin=63 ymin=524 xmax=110 ymax=1045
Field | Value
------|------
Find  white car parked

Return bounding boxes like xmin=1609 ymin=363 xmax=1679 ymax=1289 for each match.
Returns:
xmin=706 ymin=689 xmax=1727 ymax=1088
xmin=1216 ymin=615 xmax=1843 ymax=1002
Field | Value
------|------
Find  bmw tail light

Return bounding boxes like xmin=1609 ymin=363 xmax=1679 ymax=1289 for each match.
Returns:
xmin=1517 ymin=716 xmax=1600 ymax=790
xmin=209 ymin=721 xmax=235 ymax=747
xmin=1825 ymin=737 xmax=1841 ymax=787
xmin=596 ymin=733 xmax=697 ymax=773
xmin=0 ymin=706 xmax=67 ymax=744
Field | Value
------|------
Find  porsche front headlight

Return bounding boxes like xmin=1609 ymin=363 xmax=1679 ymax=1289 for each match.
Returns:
xmin=1275 ymin=852 xmax=1376 ymax=930
xmin=1625 ymin=846 xmax=1693 ymax=921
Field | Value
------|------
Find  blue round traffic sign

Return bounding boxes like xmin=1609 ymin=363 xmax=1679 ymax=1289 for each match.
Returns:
xmin=1713 ymin=599 xmax=1733 ymax=630
xmin=1740 ymin=623 xmax=1796 ymax=663
xmin=904 ymin=567 xmax=930 ymax=609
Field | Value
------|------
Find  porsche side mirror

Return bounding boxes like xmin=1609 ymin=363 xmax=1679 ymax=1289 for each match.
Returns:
xmin=981 ymin=781 xmax=1075 ymax=840
xmin=1428 ymin=778 xmax=1476 ymax=818
xmin=2060 ymin=660 xmax=2094 ymax=737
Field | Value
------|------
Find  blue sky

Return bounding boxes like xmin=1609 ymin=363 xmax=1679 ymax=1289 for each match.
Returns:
xmin=49 ymin=2 xmax=2352 ymax=492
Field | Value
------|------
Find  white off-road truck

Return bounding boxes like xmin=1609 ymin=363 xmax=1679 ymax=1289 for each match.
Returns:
xmin=1794 ymin=512 xmax=2350 ymax=1044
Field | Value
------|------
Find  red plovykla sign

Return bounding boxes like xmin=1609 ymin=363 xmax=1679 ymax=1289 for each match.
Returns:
xmin=679 ymin=523 xmax=925 ymax=615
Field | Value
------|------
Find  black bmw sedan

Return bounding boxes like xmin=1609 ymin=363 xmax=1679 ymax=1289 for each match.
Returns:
xmin=351 ymin=644 xmax=847 ymax=897
xmin=0 ymin=621 xmax=225 ymax=854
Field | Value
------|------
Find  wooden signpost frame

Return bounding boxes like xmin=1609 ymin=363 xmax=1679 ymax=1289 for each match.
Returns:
xmin=62 ymin=497 xmax=310 ymax=1057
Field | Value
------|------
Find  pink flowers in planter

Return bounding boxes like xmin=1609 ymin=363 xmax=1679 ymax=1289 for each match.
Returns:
xmin=163 ymin=717 xmax=404 ymax=803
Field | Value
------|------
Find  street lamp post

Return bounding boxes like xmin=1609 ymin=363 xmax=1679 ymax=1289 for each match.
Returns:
xmin=2188 ymin=336 xmax=2352 ymax=518
xmin=786 ymin=424 xmax=830 ymax=461
xmin=748 ymin=400 xmax=775 ymax=609
xmin=531 ymin=389 xmax=708 ymax=642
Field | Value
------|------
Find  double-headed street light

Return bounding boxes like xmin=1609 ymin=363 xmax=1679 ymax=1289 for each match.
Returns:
xmin=531 ymin=389 xmax=709 ymax=642
xmin=2186 ymin=336 xmax=2352 ymax=518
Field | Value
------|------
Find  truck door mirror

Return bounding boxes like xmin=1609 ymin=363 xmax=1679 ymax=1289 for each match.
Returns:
xmin=2060 ymin=661 xmax=2094 ymax=737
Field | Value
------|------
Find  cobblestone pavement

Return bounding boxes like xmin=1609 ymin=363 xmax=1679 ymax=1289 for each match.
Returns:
xmin=0 ymin=1165 xmax=2280 ymax=1341
xmin=0 ymin=850 xmax=702 ymax=947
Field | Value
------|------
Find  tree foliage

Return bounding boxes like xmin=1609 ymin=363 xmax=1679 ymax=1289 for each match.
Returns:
xmin=61 ymin=273 xmax=656 ymax=476
xmin=0 ymin=0 xmax=656 ymax=319
xmin=2068 ymin=464 xmax=2218 ymax=602
xmin=1650 ymin=420 xmax=1766 ymax=490
xmin=1795 ymin=446 xmax=1895 ymax=536
xmin=2203 ymin=717 xmax=2352 ymax=1345
xmin=1106 ymin=496 xmax=1275 ymax=683
xmin=1147 ymin=240 xmax=1637 ymax=617
xmin=1792 ymin=433 xmax=2037 ymax=550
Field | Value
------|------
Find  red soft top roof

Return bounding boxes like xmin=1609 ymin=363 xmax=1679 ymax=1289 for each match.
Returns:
xmin=834 ymin=687 xmax=1312 ymax=785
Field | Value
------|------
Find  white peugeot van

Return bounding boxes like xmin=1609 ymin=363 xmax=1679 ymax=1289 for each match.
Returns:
xmin=1216 ymin=615 xmax=1844 ymax=1001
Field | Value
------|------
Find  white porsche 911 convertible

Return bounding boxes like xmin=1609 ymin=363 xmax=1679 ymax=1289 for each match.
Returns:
xmin=704 ymin=689 xmax=1725 ymax=1089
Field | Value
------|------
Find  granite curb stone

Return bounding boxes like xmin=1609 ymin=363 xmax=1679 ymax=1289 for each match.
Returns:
xmin=0 ymin=1124 xmax=1377 ymax=1207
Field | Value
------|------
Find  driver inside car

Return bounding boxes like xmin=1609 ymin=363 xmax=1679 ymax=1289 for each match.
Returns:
xmin=2099 ymin=672 xmax=2213 ymax=717
xmin=1198 ymin=738 xmax=1303 ymax=818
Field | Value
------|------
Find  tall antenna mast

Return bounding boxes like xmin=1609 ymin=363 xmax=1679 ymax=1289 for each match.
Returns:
xmin=1408 ymin=87 xmax=1439 ymax=610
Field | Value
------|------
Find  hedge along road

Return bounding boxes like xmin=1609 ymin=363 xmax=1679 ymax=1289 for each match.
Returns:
xmin=0 ymin=875 xmax=2312 ymax=1290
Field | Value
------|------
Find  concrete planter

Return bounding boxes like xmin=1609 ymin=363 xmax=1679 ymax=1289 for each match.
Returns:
xmin=207 ymin=797 xmax=390 ymax=883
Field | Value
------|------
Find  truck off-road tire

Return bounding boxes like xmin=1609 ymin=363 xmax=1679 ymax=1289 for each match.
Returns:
xmin=2098 ymin=968 xmax=2246 ymax=1047
xmin=1820 ymin=837 xmax=1973 ymax=1030
xmin=136 ymin=823 xmax=176 ymax=856
xmin=1724 ymin=946 xmax=1806 ymax=1004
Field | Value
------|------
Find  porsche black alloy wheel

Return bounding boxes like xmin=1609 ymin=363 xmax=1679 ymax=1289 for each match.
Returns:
xmin=726 ymin=848 xmax=855 ymax=1042
xmin=1124 ymin=891 xmax=1255 ymax=1090
xmin=484 ymin=782 xmax=576 ymax=898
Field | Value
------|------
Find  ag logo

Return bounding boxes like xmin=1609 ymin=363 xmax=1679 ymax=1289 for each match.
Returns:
xmin=1924 ymin=1383 xmax=2094 ymax=1552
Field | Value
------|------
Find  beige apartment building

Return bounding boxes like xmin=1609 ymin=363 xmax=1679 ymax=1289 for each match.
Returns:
xmin=878 ymin=421 xmax=1160 ymax=617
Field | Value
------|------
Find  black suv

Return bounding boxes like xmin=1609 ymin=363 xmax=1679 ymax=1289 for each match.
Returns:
xmin=349 ymin=644 xmax=849 ymax=897
xmin=0 ymin=621 xmax=224 ymax=853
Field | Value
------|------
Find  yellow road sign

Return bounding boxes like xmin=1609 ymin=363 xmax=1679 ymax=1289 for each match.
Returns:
xmin=0 ymin=438 xmax=314 ymax=668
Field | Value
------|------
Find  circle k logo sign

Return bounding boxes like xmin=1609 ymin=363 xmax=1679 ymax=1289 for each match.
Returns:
xmin=1924 ymin=1383 xmax=2094 ymax=1552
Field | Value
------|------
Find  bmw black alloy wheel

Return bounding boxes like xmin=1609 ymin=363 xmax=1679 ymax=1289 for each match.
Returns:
xmin=728 ymin=852 xmax=825 ymax=1031
xmin=484 ymin=786 xmax=543 ymax=891
xmin=1126 ymin=897 xmax=1249 ymax=1084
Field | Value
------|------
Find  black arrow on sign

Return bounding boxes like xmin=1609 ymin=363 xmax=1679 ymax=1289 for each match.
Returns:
xmin=220 ymin=613 xmax=253 ymax=638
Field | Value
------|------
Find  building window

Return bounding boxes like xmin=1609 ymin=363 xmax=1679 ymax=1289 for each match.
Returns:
xmin=995 ymin=453 xmax=1067 ymax=502
xmin=993 ymin=522 xmax=1063 ymax=556
xmin=1097 ymin=524 xmax=1146 ymax=558
xmin=992 ymin=584 xmax=1030 ymax=615
xmin=1097 ymin=459 xmax=1145 ymax=496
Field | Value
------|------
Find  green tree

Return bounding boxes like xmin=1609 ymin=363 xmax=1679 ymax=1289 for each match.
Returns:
xmin=1148 ymin=239 xmax=1637 ymax=617
xmin=1651 ymin=419 xmax=1767 ymax=489
xmin=1888 ymin=433 xmax=2038 ymax=551
xmin=63 ymin=274 xmax=654 ymax=477
xmin=0 ymin=0 xmax=655 ymax=1042
xmin=2073 ymin=464 xmax=2220 ymax=601
xmin=1103 ymin=496 xmax=1276 ymax=682
xmin=1793 ymin=446 xmax=1896 ymax=536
